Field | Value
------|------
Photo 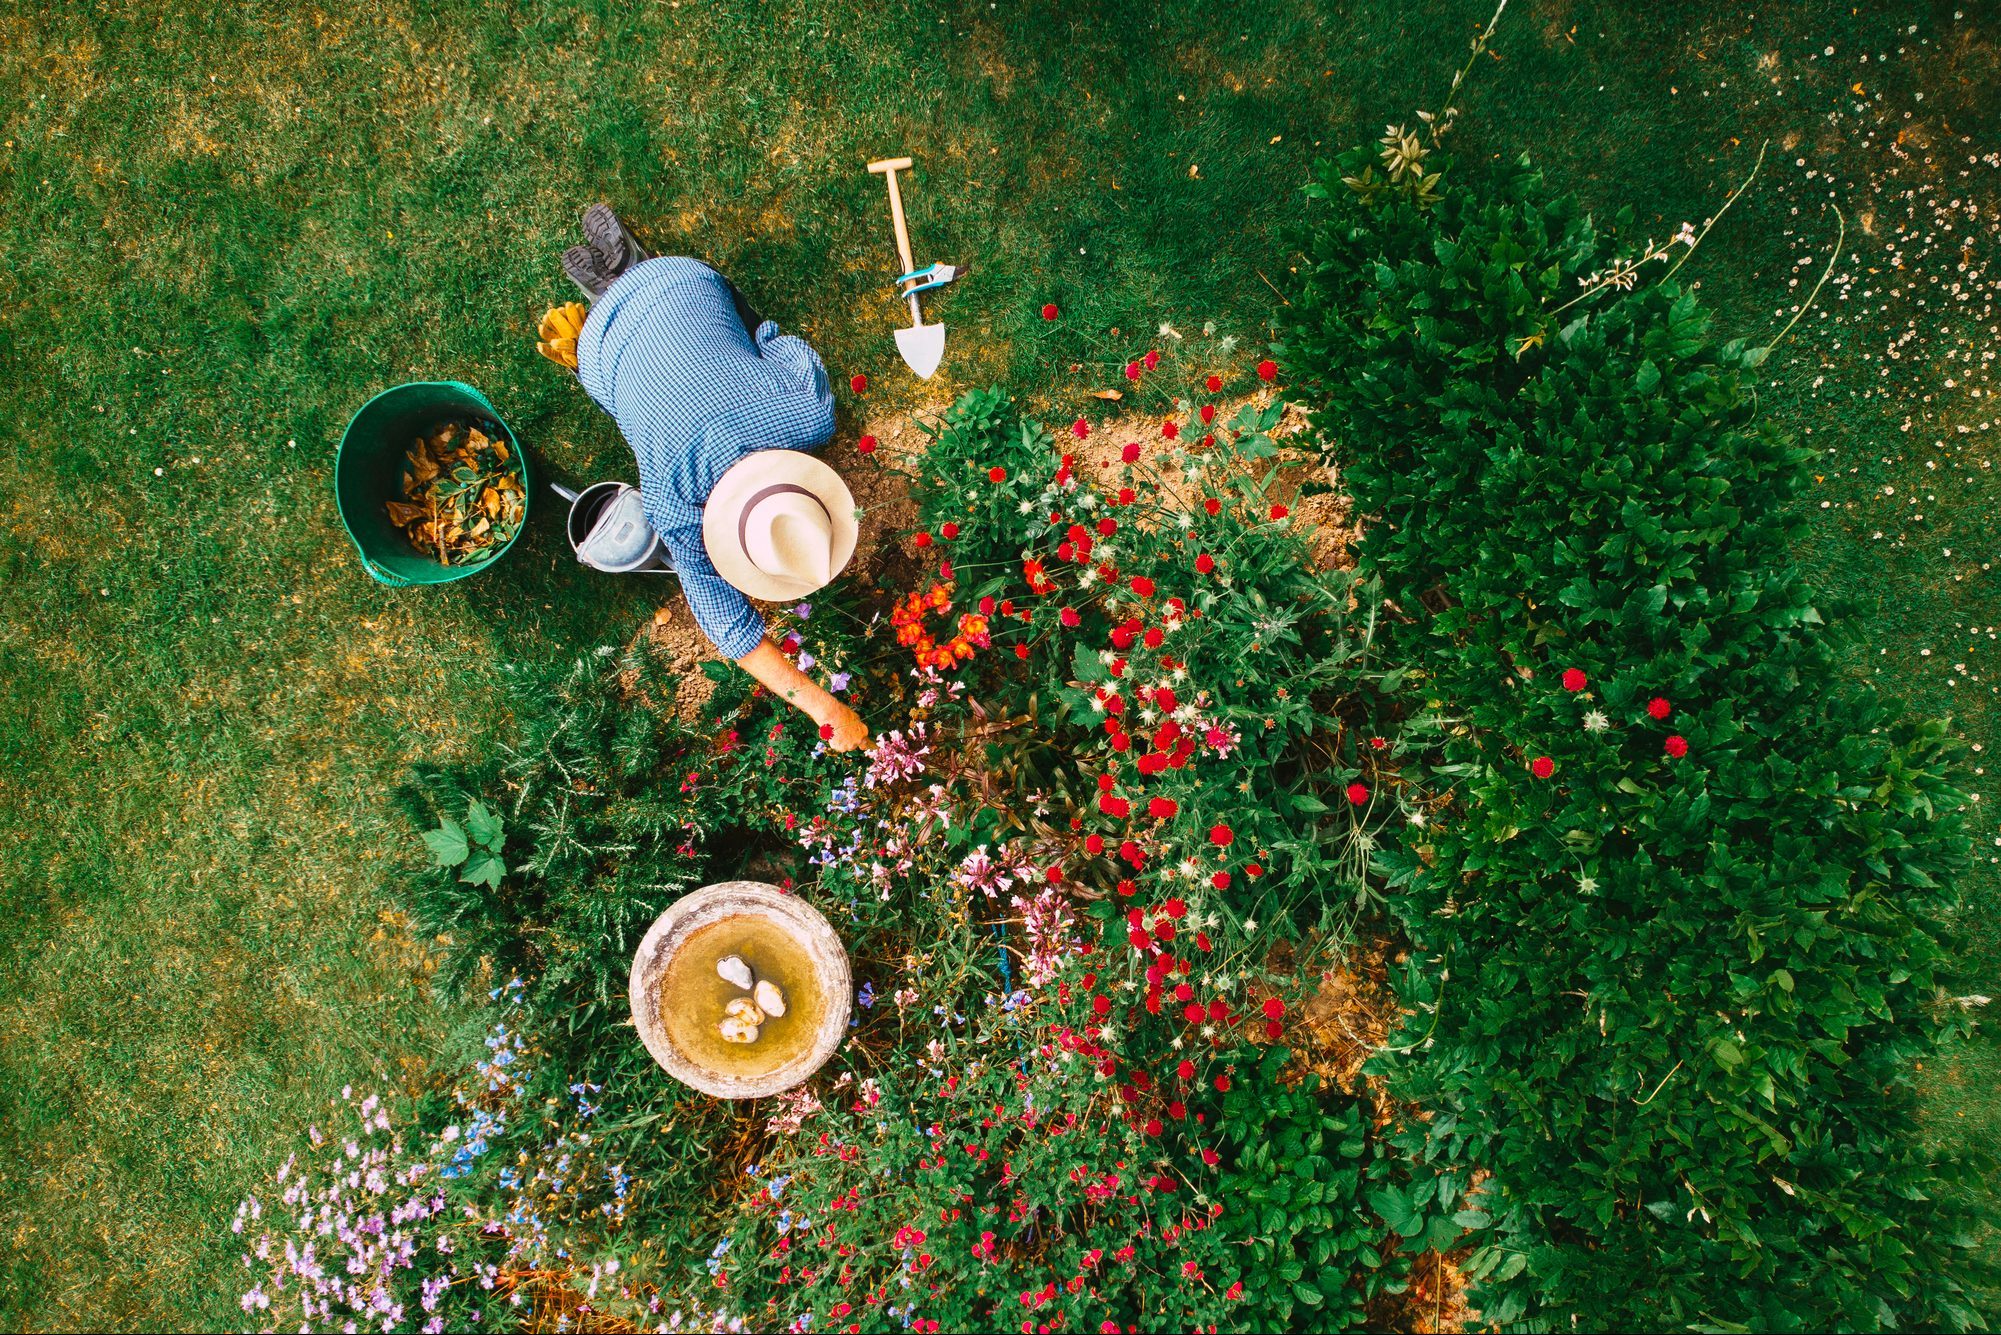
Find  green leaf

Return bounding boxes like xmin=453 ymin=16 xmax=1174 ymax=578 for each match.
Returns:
xmin=423 ymin=817 xmax=469 ymax=868
xmin=464 ymin=798 xmax=504 ymax=851
xmin=460 ymin=848 xmax=505 ymax=889
xmin=1293 ymin=1281 xmax=1324 ymax=1307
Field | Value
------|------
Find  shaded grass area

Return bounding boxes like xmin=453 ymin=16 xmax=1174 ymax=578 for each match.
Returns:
xmin=0 ymin=1 xmax=1993 ymax=1328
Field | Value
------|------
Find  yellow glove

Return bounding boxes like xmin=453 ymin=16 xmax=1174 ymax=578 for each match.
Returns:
xmin=536 ymin=302 xmax=588 ymax=371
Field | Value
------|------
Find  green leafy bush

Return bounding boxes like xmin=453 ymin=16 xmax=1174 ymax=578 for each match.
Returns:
xmin=1281 ymin=144 xmax=1989 ymax=1330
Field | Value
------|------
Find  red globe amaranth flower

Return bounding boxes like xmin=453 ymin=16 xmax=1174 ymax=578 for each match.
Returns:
xmin=1647 ymin=696 xmax=1672 ymax=720
xmin=850 ymin=373 xmax=868 ymax=393
xmin=1121 ymin=442 xmax=1142 ymax=463
xmin=1014 ymin=644 xmax=1031 ymax=660
xmin=1091 ymin=994 xmax=1111 ymax=1017
xmin=1205 ymin=373 xmax=1223 ymax=393
xmin=1665 ymin=735 xmax=1689 ymax=758
xmin=1194 ymin=553 xmax=1215 ymax=575
xmin=1124 ymin=361 xmax=1142 ymax=382
xmin=940 ymin=522 xmax=959 ymax=539
xmin=1200 ymin=403 xmax=1216 ymax=424
xmin=1346 ymin=782 xmax=1369 ymax=805
xmin=1072 ymin=417 xmax=1090 ymax=439
xmin=1263 ymin=1020 xmax=1283 ymax=1040
xmin=1210 ymin=871 xmax=1230 ymax=890
xmin=1262 ymin=997 xmax=1284 ymax=1020
xmin=1209 ymin=824 xmax=1234 ymax=847
xmin=1245 ymin=862 xmax=1263 ymax=878
xmin=988 ymin=465 xmax=1007 ymax=483
xmin=1177 ymin=1059 xmax=1196 ymax=1080
xmin=1148 ymin=796 xmax=1178 ymax=819
xmin=1130 ymin=576 xmax=1156 ymax=597
xmin=1562 ymin=668 xmax=1587 ymax=692
xmin=913 ymin=531 xmax=933 ymax=548
xmin=1214 ymin=1074 xmax=1231 ymax=1092
xmin=1162 ymin=420 xmax=1179 ymax=439
xmin=1143 ymin=1118 xmax=1163 ymax=1137
xmin=857 ymin=434 xmax=878 ymax=454
xmin=1256 ymin=358 xmax=1277 ymax=382
xmin=1060 ymin=606 xmax=1081 ymax=628
xmin=1084 ymin=833 xmax=1104 ymax=854
xmin=1203 ymin=497 xmax=1221 ymax=516
xmin=1270 ymin=503 xmax=1290 ymax=520
xmin=979 ymin=595 xmax=996 ymax=615
xmin=1144 ymin=349 xmax=1161 ymax=370
xmin=1041 ymin=302 xmax=1060 ymax=320
xmin=818 ymin=724 xmax=833 ymax=741
xmin=1530 ymin=755 xmax=1555 ymax=779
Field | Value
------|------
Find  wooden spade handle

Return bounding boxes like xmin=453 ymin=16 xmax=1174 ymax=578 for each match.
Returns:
xmin=867 ymin=156 xmax=917 ymax=277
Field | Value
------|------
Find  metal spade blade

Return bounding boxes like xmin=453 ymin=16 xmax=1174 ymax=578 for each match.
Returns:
xmin=895 ymin=319 xmax=946 ymax=380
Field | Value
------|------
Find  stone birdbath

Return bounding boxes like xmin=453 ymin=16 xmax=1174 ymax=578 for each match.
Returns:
xmin=628 ymin=880 xmax=852 ymax=1099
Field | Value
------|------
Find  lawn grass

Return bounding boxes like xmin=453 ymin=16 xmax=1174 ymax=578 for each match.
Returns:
xmin=0 ymin=1 xmax=1993 ymax=1328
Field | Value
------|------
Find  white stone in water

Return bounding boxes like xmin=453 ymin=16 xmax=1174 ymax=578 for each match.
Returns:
xmin=716 ymin=955 xmax=755 ymax=990
xmin=718 ymin=1016 xmax=760 ymax=1044
xmin=724 ymin=996 xmax=766 ymax=1026
xmin=754 ymin=979 xmax=787 ymax=1017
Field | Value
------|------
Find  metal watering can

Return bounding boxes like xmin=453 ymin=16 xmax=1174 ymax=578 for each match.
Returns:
xmin=552 ymin=482 xmax=673 ymax=575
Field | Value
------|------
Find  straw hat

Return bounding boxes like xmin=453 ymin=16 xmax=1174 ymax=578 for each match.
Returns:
xmin=702 ymin=451 xmax=859 ymax=602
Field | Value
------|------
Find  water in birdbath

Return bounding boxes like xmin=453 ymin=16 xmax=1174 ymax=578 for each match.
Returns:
xmin=657 ymin=913 xmax=830 ymax=1079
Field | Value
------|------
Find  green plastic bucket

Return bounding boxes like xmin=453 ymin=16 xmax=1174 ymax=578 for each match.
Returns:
xmin=335 ymin=381 xmax=533 ymax=587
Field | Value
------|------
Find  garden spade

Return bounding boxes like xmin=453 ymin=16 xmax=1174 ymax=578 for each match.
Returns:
xmin=867 ymin=156 xmax=958 ymax=379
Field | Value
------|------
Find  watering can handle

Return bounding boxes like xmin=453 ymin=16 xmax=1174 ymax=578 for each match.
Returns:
xmin=551 ymin=483 xmax=580 ymax=503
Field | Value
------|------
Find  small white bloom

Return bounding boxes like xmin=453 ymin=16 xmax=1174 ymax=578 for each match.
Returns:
xmin=1582 ymin=709 xmax=1611 ymax=733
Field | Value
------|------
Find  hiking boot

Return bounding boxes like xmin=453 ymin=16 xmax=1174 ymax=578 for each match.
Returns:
xmin=581 ymin=203 xmax=648 ymax=277
xmin=562 ymin=244 xmax=615 ymax=300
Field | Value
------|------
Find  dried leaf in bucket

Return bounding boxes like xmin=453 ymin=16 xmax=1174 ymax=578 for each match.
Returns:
xmin=387 ymin=419 xmax=524 ymax=566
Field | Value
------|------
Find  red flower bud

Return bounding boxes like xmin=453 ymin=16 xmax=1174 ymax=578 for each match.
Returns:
xmin=1200 ymin=403 xmax=1216 ymax=424
xmin=941 ymin=522 xmax=960 ymax=539
xmin=1648 ymin=696 xmax=1672 ymax=720
xmin=1121 ymin=442 xmax=1141 ymax=464
xmin=1209 ymin=824 xmax=1234 ymax=847
xmin=1530 ymin=755 xmax=1555 ymax=778
xmin=988 ymin=465 xmax=1007 ymax=483
xmin=1346 ymin=782 xmax=1369 ymax=805
xmin=1261 ymin=997 xmax=1284 ymax=1020
xmin=1256 ymin=358 xmax=1277 ymax=382
xmin=1041 ymin=302 xmax=1060 ymax=320
xmin=850 ymin=373 xmax=869 ymax=393
xmin=1195 ymin=553 xmax=1215 ymax=574
xmin=1072 ymin=417 xmax=1090 ymax=439
xmin=1162 ymin=420 xmax=1179 ymax=439
xmin=1060 ymin=606 xmax=1081 ymax=628
xmin=1562 ymin=668 xmax=1587 ymax=692
xmin=858 ymin=434 xmax=878 ymax=454
xmin=1124 ymin=362 xmax=1141 ymax=382
xmin=818 ymin=724 xmax=833 ymax=740
xmin=1269 ymin=504 xmax=1289 ymax=520
xmin=1205 ymin=373 xmax=1222 ymax=393
xmin=1665 ymin=735 xmax=1689 ymax=758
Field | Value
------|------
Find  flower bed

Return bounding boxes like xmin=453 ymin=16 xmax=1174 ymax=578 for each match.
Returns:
xmin=232 ymin=346 xmax=1464 ymax=1333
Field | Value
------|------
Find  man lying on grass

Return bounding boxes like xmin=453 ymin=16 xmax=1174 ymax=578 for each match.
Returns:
xmin=542 ymin=204 xmax=869 ymax=751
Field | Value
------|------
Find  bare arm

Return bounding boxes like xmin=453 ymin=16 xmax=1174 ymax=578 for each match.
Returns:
xmin=735 ymin=637 xmax=869 ymax=751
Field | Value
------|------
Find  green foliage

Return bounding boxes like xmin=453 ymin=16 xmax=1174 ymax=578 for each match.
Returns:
xmin=422 ymin=797 xmax=508 ymax=889
xmin=1282 ymin=146 xmax=1992 ymax=1330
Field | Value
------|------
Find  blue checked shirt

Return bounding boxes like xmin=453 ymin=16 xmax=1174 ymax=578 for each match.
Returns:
xmin=577 ymin=257 xmax=836 ymax=658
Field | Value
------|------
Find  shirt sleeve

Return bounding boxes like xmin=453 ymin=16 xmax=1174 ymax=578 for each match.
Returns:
xmin=753 ymin=319 xmax=834 ymax=400
xmin=653 ymin=507 xmax=768 ymax=661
